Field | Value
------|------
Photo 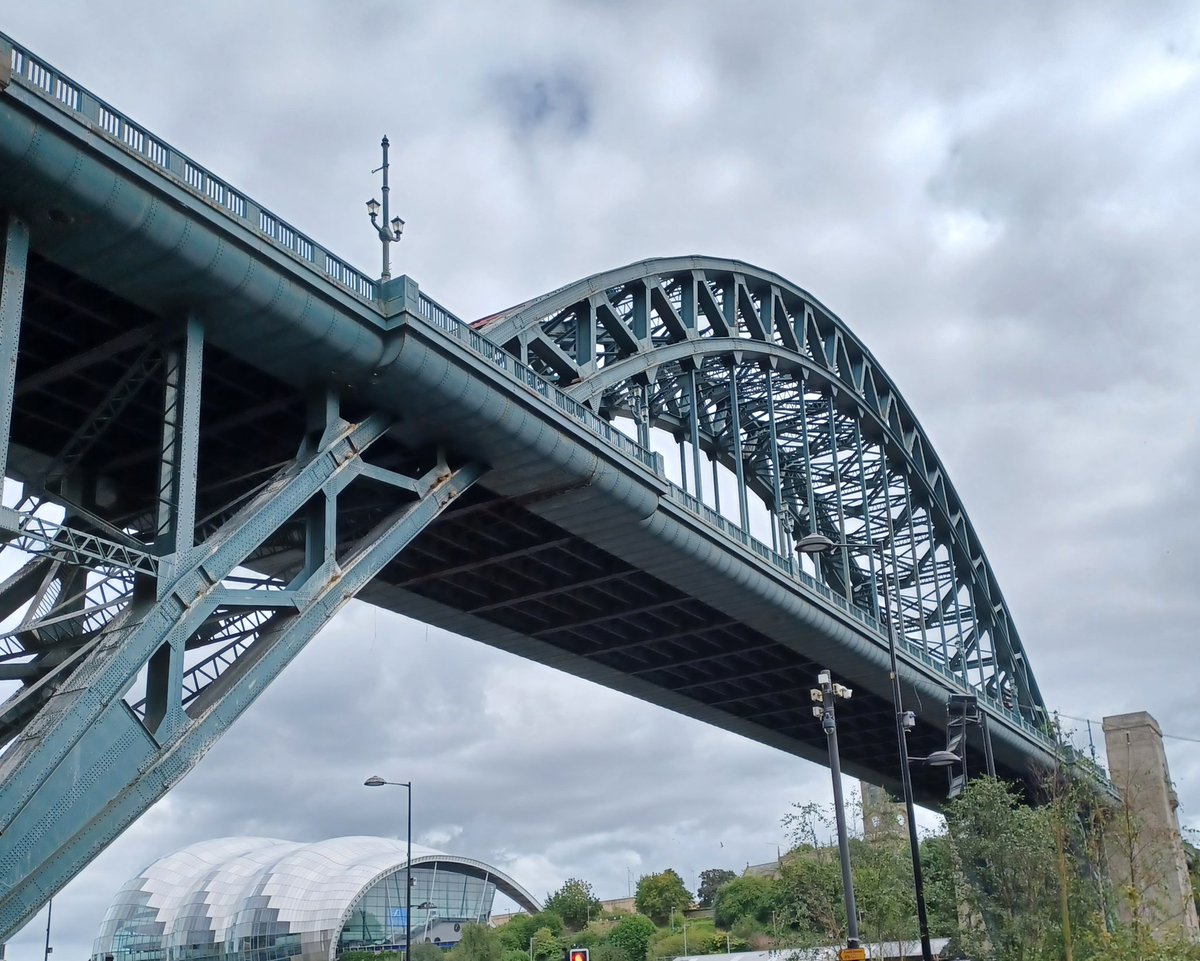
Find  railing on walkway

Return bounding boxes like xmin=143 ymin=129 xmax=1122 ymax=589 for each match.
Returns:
xmin=1 ymin=30 xmax=1065 ymax=765
xmin=3 ymin=35 xmax=379 ymax=305
xmin=415 ymin=292 xmax=661 ymax=471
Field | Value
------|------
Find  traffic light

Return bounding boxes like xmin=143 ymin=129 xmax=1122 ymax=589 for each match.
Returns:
xmin=567 ymin=948 xmax=589 ymax=961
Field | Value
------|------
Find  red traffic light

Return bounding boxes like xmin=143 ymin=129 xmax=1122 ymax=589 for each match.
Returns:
xmin=568 ymin=949 xmax=589 ymax=961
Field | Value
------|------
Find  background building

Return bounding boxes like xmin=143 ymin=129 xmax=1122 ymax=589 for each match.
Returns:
xmin=860 ymin=781 xmax=908 ymax=840
xmin=90 ymin=837 xmax=540 ymax=961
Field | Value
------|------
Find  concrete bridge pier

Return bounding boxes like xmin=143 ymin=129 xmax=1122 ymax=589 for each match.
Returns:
xmin=1102 ymin=711 xmax=1199 ymax=939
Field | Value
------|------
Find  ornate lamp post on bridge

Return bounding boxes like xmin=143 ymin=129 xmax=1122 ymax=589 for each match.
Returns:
xmin=797 ymin=532 xmax=959 ymax=961
xmin=364 ymin=776 xmax=413 ymax=960
xmin=366 ymin=136 xmax=405 ymax=283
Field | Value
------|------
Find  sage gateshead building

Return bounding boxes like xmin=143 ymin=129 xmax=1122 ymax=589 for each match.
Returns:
xmin=90 ymin=837 xmax=541 ymax=961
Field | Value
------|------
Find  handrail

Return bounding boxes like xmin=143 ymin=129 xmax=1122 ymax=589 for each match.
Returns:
xmin=415 ymin=292 xmax=661 ymax=472
xmin=2 ymin=35 xmax=378 ymax=305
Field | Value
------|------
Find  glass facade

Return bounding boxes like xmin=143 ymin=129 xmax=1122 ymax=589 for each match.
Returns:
xmin=336 ymin=865 xmax=496 ymax=953
xmin=91 ymin=838 xmax=537 ymax=961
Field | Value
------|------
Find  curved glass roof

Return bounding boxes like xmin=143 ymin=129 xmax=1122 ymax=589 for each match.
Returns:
xmin=91 ymin=836 xmax=540 ymax=961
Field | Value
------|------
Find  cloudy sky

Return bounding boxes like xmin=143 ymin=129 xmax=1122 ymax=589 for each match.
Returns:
xmin=5 ymin=2 xmax=1200 ymax=957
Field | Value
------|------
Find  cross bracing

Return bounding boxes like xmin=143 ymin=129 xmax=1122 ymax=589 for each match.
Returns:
xmin=0 ymin=242 xmax=485 ymax=935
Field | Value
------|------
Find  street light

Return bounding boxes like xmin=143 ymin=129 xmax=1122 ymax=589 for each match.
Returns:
xmin=797 ymin=530 xmax=948 ymax=961
xmin=911 ymin=750 xmax=961 ymax=768
xmin=811 ymin=668 xmax=862 ymax=958
xmin=366 ymin=136 xmax=405 ymax=284
xmin=365 ymin=776 xmax=413 ymax=960
xmin=43 ymin=898 xmax=52 ymax=961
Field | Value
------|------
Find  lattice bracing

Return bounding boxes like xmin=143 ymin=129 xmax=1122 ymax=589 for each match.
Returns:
xmin=0 ymin=254 xmax=484 ymax=936
xmin=477 ymin=259 xmax=1046 ymax=726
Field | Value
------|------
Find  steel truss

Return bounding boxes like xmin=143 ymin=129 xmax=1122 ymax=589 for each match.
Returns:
xmin=0 ymin=213 xmax=482 ymax=938
xmin=478 ymin=258 xmax=1046 ymax=727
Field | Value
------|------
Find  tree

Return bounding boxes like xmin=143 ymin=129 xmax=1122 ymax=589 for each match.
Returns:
xmin=545 ymin=878 xmax=602 ymax=929
xmin=609 ymin=913 xmax=656 ymax=961
xmin=696 ymin=869 xmax=736 ymax=908
xmin=449 ymin=924 xmax=501 ymax=961
xmin=495 ymin=915 xmax=538 ymax=954
xmin=775 ymin=848 xmax=841 ymax=942
xmin=917 ymin=834 xmax=959 ymax=937
xmin=648 ymin=918 xmax=740 ymax=958
xmin=778 ymin=795 xmax=947 ymax=951
xmin=711 ymin=875 xmax=778 ymax=930
xmin=534 ymin=912 xmax=565 ymax=937
xmin=779 ymin=800 xmax=869 ymax=945
xmin=848 ymin=828 xmax=917 ymax=954
xmin=944 ymin=776 xmax=1065 ymax=961
xmin=497 ymin=912 xmax=564 ymax=955
xmin=529 ymin=926 xmax=561 ymax=961
xmin=412 ymin=945 xmax=445 ymax=961
xmin=587 ymin=944 xmax=628 ymax=961
xmin=635 ymin=869 xmax=691 ymax=925
xmin=762 ymin=769 xmax=1200 ymax=961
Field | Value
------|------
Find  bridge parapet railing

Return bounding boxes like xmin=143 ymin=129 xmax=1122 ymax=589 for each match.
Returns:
xmin=415 ymin=292 xmax=661 ymax=472
xmin=2 ymin=35 xmax=378 ymax=305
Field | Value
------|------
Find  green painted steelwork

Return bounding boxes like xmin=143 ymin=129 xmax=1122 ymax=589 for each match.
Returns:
xmin=0 ymin=29 xmax=1107 ymax=944
xmin=479 ymin=265 xmax=1048 ymax=730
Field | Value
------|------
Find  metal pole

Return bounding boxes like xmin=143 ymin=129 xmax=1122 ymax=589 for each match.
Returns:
xmin=981 ymin=711 xmax=997 ymax=778
xmin=880 ymin=526 xmax=934 ymax=961
xmin=821 ymin=679 xmax=860 ymax=949
xmin=0 ymin=214 xmax=30 ymax=490
xmin=727 ymin=363 xmax=749 ymax=531
xmin=406 ymin=782 xmax=412 ymax=961
xmin=42 ymin=898 xmax=51 ymax=961
xmin=380 ymin=137 xmax=392 ymax=283
xmin=765 ymin=365 xmax=784 ymax=553
xmin=688 ymin=368 xmax=704 ymax=503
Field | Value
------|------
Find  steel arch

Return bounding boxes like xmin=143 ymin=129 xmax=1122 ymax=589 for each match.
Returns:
xmin=478 ymin=257 xmax=1047 ymax=726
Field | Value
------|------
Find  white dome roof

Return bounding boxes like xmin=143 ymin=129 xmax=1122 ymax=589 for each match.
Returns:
xmin=92 ymin=836 xmax=539 ymax=961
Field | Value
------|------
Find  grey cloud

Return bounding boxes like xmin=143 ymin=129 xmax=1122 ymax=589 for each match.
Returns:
xmin=493 ymin=70 xmax=592 ymax=139
xmin=4 ymin=1 xmax=1200 ymax=958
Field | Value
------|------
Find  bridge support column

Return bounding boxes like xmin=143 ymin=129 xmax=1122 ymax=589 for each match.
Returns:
xmin=0 ymin=214 xmax=29 ymax=489
xmin=0 ymin=396 xmax=483 ymax=938
xmin=1102 ymin=711 xmax=1200 ymax=939
xmin=144 ymin=317 xmax=204 ymax=739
